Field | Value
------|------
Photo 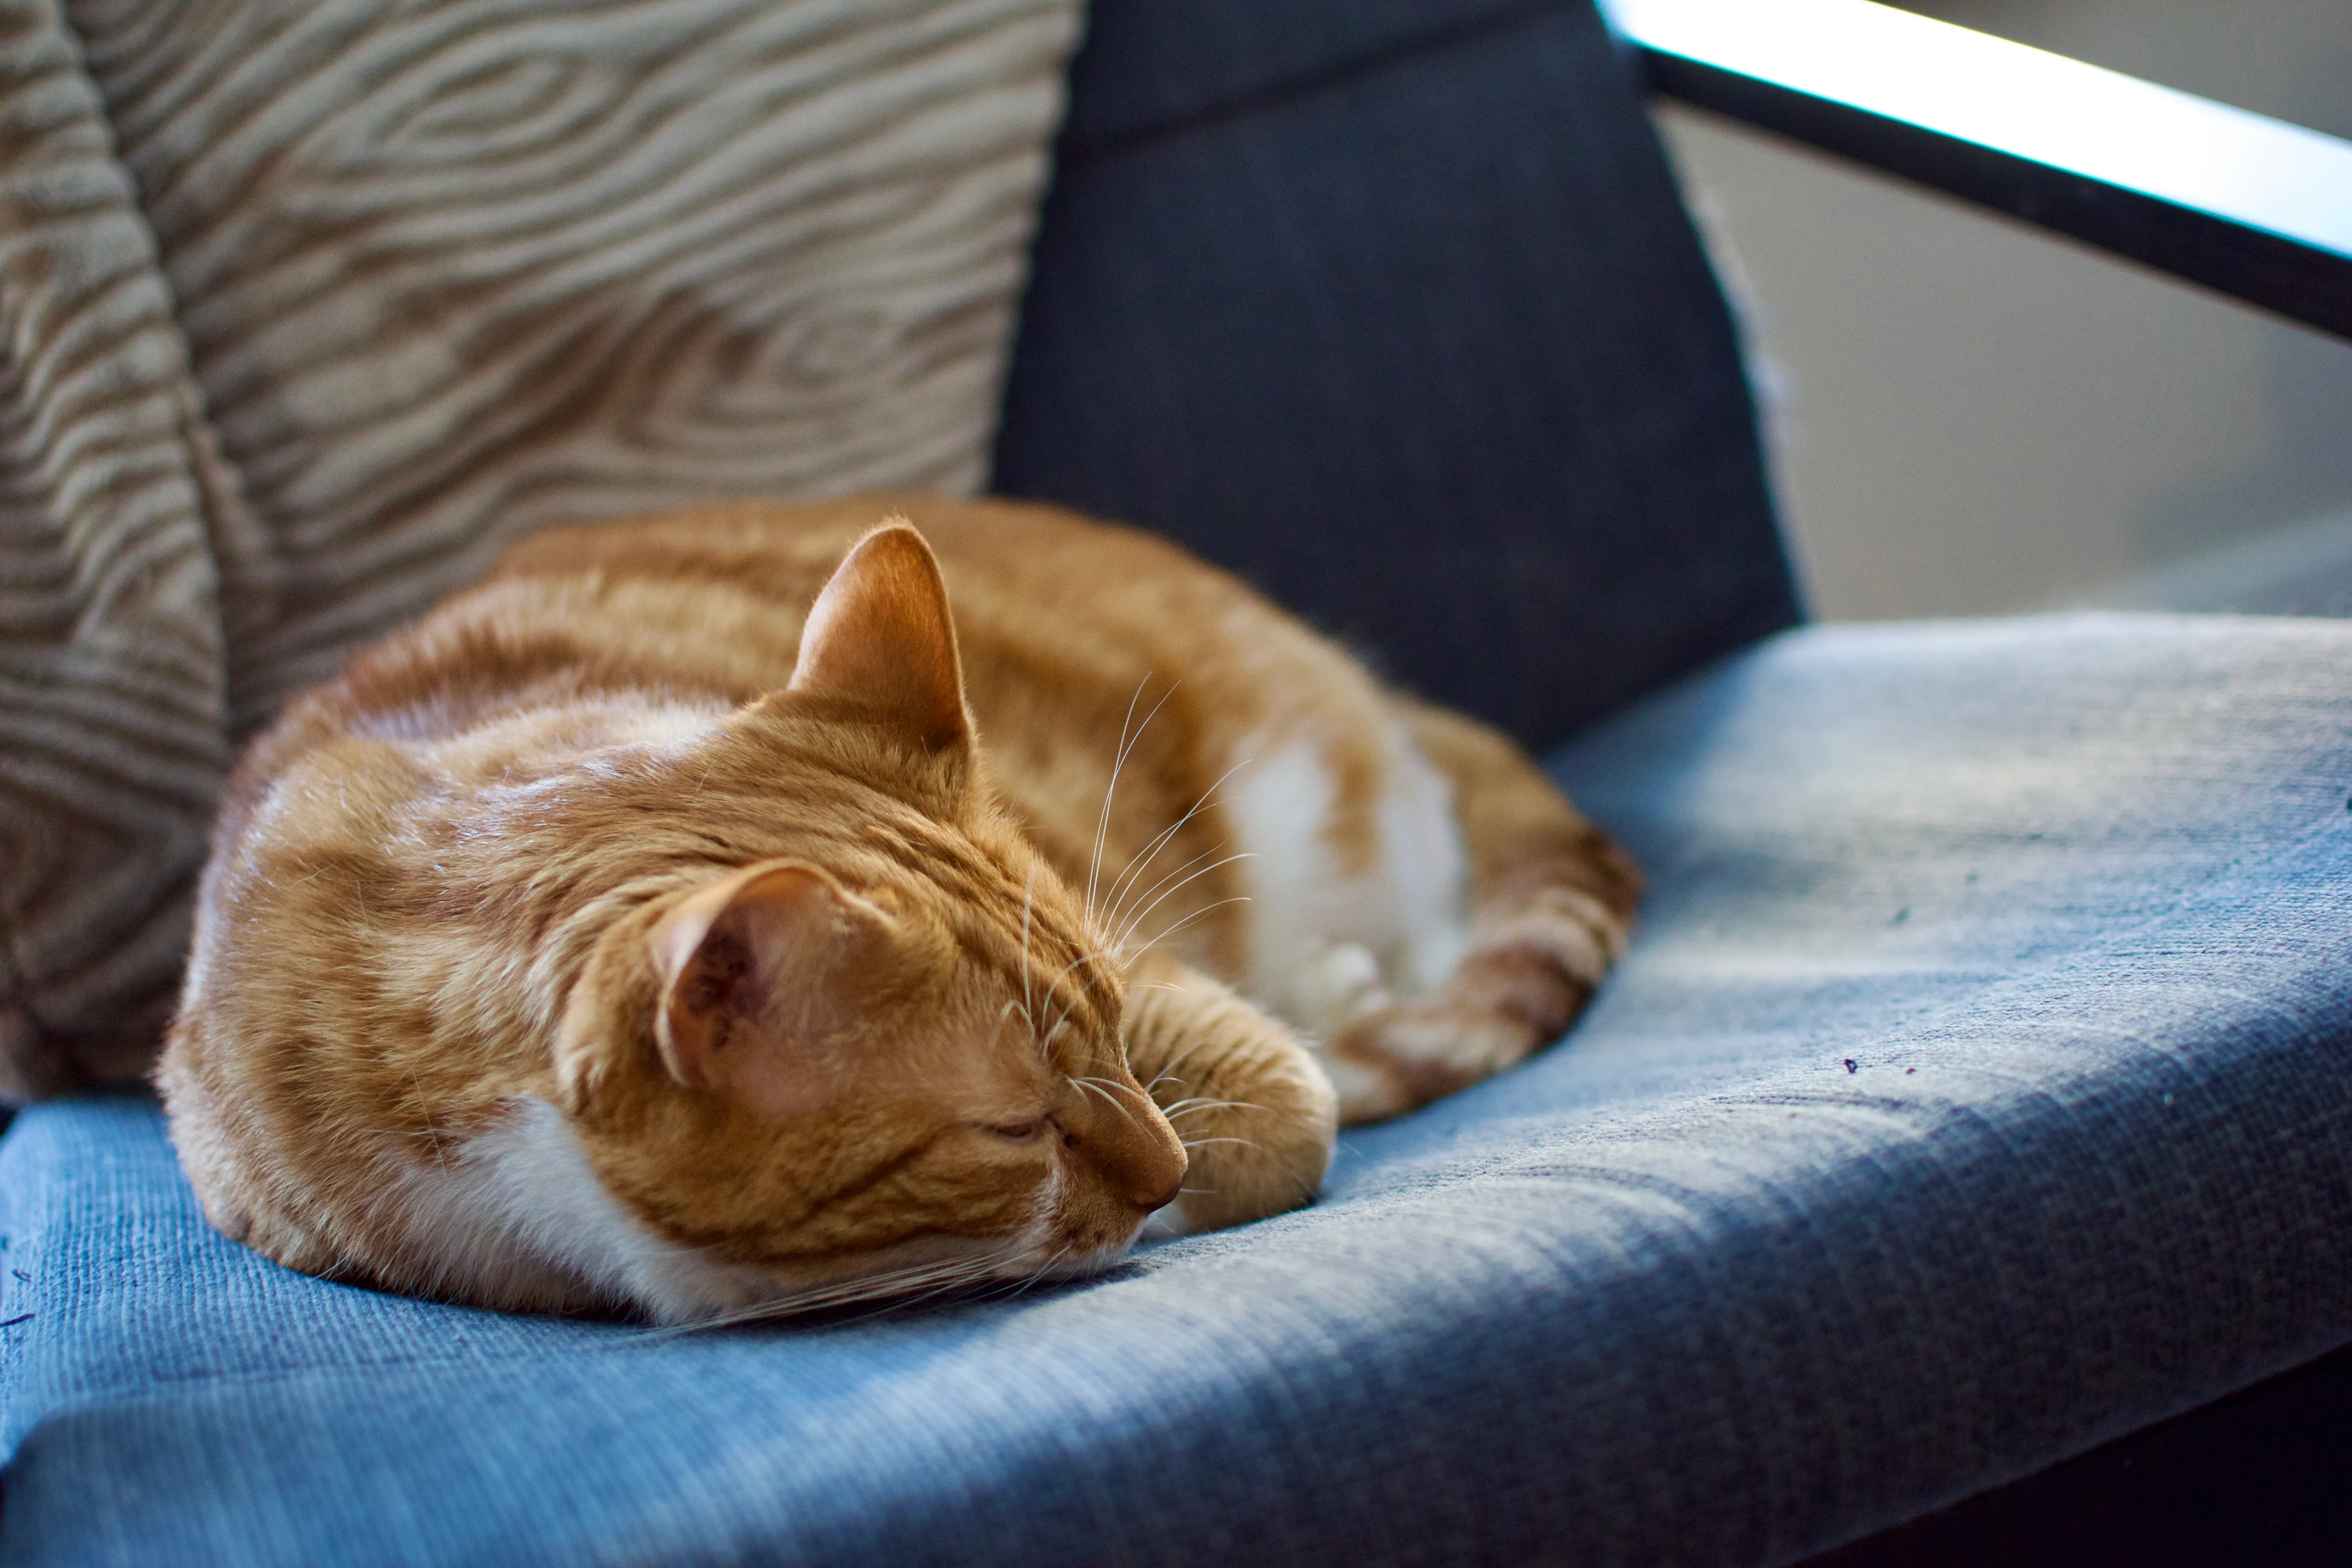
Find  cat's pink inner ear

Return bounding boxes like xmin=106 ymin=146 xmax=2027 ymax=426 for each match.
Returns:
xmin=650 ymin=860 xmax=874 ymax=1113
xmin=787 ymin=521 xmax=971 ymax=752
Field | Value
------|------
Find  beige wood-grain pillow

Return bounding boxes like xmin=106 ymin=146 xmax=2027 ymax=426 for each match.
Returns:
xmin=0 ymin=0 xmax=1083 ymax=1095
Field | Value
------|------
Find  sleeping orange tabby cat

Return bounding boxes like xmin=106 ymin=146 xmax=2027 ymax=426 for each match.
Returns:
xmin=162 ymin=495 xmax=1638 ymax=1325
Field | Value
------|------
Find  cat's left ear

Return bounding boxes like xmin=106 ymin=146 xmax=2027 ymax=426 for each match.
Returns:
xmin=786 ymin=521 xmax=971 ymax=753
xmin=649 ymin=859 xmax=889 ymax=1118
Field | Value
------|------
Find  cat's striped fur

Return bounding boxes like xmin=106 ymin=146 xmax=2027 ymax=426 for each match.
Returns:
xmin=162 ymin=494 xmax=1638 ymax=1322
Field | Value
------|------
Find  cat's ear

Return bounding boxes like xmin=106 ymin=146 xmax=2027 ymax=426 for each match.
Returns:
xmin=648 ymin=859 xmax=886 ymax=1115
xmin=786 ymin=521 xmax=971 ymax=753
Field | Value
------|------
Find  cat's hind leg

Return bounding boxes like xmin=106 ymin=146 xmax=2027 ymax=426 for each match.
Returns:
xmin=1119 ymin=951 xmax=1338 ymax=1235
xmin=1323 ymin=699 xmax=1642 ymax=1123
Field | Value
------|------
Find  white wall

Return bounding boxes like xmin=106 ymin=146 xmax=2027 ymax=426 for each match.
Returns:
xmin=1652 ymin=0 xmax=2352 ymax=620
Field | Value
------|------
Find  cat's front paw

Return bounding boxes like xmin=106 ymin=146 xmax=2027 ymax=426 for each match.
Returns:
xmin=1324 ymin=940 xmax=1599 ymax=1123
xmin=1160 ymin=1034 xmax=1338 ymax=1235
xmin=1292 ymin=940 xmax=1393 ymax=1037
xmin=1123 ymin=957 xmax=1339 ymax=1235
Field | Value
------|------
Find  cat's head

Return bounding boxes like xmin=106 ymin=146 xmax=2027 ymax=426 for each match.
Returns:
xmin=552 ymin=523 xmax=1186 ymax=1325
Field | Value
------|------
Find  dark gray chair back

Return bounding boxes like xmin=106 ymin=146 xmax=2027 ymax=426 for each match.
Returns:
xmin=993 ymin=0 xmax=1798 ymax=747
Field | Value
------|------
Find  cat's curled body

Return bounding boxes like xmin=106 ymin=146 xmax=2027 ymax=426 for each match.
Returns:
xmin=162 ymin=494 xmax=1639 ymax=1324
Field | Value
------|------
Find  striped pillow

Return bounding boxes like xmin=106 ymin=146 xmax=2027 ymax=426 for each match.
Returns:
xmin=0 ymin=0 xmax=1082 ymax=1095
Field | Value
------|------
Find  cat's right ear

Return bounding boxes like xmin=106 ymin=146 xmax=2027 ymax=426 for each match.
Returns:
xmin=648 ymin=859 xmax=886 ymax=1117
xmin=785 ymin=521 xmax=972 ymax=755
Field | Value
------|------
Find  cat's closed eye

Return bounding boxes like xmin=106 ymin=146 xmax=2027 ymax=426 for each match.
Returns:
xmin=985 ymin=1120 xmax=1046 ymax=1142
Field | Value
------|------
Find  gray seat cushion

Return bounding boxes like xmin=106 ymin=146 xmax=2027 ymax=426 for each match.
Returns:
xmin=4 ymin=613 xmax=2348 ymax=1566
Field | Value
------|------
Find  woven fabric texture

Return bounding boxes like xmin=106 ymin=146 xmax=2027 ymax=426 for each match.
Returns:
xmin=995 ymin=0 xmax=1797 ymax=750
xmin=4 ymin=613 xmax=2346 ymax=1566
xmin=0 ymin=0 xmax=1080 ymax=1094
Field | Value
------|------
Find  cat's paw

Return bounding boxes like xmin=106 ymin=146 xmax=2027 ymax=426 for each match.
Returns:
xmin=1323 ymin=934 xmax=1602 ymax=1123
xmin=1291 ymin=941 xmax=1393 ymax=1038
xmin=1124 ymin=956 xmax=1339 ymax=1235
xmin=1161 ymin=1035 xmax=1338 ymax=1235
xmin=1323 ymin=1000 xmax=1531 ymax=1122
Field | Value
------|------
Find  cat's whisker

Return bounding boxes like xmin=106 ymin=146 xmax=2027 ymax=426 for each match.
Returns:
xmin=1018 ymin=864 xmax=1039 ymax=1035
xmin=1096 ymin=757 xmax=1250 ymax=935
xmin=1117 ymin=897 xmax=1253 ymax=969
xmin=1104 ymin=831 xmax=1226 ymax=923
xmin=1101 ymin=839 xmax=1238 ymax=952
xmin=639 ymin=1252 xmax=1016 ymax=1337
xmin=985 ymin=998 xmax=1025 ymax=1055
xmin=1086 ymin=677 xmax=1151 ymax=918
xmin=1109 ymin=854 xmax=1254 ymax=957
xmin=1180 ymin=1135 xmax=1260 ymax=1151
xmin=1041 ymin=948 xmax=1120 ymax=996
xmin=650 ymin=1285 xmax=889 ymax=1336
xmin=1069 ymin=1074 xmax=1155 ymax=1132
xmin=1162 ymin=1099 xmax=1260 ymax=1122
xmin=1071 ymin=1074 xmax=1156 ymax=1104
xmin=1032 ymin=947 xmax=1122 ymax=1048
xmin=1096 ymin=764 xmax=1249 ymax=936
xmin=1068 ymin=1076 xmax=1136 ymax=1125
xmin=839 ymin=1255 xmax=1021 ymax=1324
xmin=1110 ymin=860 xmax=1261 ymax=959
xmin=1142 ymin=1039 xmax=1216 ymax=1094
xmin=723 ymin=1258 xmax=986 ymax=1319
xmin=1086 ymin=677 xmax=1177 ymax=920
xmin=996 ymin=1245 xmax=1074 ymax=1305
xmin=1036 ymin=948 xmax=1126 ymax=1051
xmin=1042 ymin=1002 xmax=1083 ymax=1058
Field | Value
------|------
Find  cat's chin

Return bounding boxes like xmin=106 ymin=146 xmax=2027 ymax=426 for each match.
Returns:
xmin=404 ymin=1099 xmax=1070 ymax=1327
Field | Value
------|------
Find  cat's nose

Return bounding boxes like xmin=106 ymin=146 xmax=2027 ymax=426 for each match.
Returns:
xmin=1098 ymin=1113 xmax=1187 ymax=1212
xmin=1123 ymin=1132 xmax=1187 ymax=1212
xmin=1068 ymin=1082 xmax=1188 ymax=1211
xmin=1135 ymin=1171 xmax=1184 ymax=1212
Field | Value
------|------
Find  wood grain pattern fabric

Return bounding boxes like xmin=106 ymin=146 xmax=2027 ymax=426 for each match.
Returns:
xmin=0 ymin=0 xmax=1082 ymax=1097
xmin=0 ymin=0 xmax=241 ymax=1096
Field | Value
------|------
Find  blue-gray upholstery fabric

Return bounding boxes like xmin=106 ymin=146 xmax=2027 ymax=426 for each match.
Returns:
xmin=992 ymin=0 xmax=1797 ymax=748
xmin=4 ymin=613 xmax=2348 ymax=1567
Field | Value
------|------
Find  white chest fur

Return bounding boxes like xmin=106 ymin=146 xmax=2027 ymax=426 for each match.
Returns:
xmin=396 ymin=1098 xmax=771 ymax=1323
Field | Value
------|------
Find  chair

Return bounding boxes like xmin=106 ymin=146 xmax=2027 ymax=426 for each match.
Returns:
xmin=4 ymin=2 xmax=2347 ymax=1562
